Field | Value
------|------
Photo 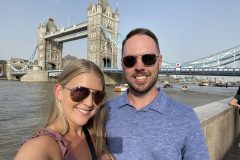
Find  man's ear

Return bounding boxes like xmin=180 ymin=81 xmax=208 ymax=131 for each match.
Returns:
xmin=54 ymin=84 xmax=63 ymax=102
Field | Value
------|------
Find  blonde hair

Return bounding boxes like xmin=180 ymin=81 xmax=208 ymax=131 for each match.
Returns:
xmin=44 ymin=59 xmax=113 ymax=159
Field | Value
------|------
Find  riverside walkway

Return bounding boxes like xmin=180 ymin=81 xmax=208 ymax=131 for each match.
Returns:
xmin=194 ymin=98 xmax=240 ymax=160
xmin=224 ymin=135 xmax=240 ymax=160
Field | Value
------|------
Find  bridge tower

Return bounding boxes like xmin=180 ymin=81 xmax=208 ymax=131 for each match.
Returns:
xmin=38 ymin=17 xmax=62 ymax=70
xmin=87 ymin=0 xmax=119 ymax=68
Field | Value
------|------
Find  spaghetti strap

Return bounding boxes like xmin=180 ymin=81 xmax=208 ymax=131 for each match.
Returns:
xmin=83 ymin=126 xmax=97 ymax=160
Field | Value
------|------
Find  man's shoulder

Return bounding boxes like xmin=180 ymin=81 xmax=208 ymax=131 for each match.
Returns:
xmin=165 ymin=94 xmax=193 ymax=110
xmin=163 ymin=95 xmax=197 ymax=119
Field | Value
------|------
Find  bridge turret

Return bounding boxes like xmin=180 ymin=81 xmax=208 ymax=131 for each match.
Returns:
xmin=87 ymin=0 xmax=119 ymax=68
xmin=37 ymin=17 xmax=62 ymax=70
xmin=98 ymin=0 xmax=109 ymax=12
xmin=46 ymin=17 xmax=57 ymax=32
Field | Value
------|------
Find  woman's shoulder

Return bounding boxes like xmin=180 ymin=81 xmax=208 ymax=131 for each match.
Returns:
xmin=14 ymin=131 xmax=62 ymax=160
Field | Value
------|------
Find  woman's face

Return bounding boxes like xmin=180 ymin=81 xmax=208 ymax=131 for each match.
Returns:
xmin=55 ymin=72 xmax=104 ymax=128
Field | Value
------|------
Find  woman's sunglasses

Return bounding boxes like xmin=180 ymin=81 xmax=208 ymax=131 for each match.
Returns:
xmin=121 ymin=54 xmax=159 ymax=68
xmin=62 ymin=86 xmax=106 ymax=105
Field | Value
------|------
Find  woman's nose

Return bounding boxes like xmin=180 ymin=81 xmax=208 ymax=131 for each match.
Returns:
xmin=82 ymin=93 xmax=94 ymax=106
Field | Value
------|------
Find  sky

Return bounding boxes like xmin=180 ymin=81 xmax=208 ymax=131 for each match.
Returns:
xmin=1 ymin=0 xmax=240 ymax=64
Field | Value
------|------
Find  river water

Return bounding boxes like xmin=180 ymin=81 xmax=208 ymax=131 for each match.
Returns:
xmin=0 ymin=80 xmax=238 ymax=159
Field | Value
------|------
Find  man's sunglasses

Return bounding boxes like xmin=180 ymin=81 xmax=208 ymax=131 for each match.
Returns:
xmin=122 ymin=54 xmax=159 ymax=68
xmin=62 ymin=86 xmax=106 ymax=105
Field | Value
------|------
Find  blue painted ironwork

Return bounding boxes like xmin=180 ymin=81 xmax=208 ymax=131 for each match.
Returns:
xmin=10 ymin=45 xmax=38 ymax=75
xmin=103 ymin=67 xmax=240 ymax=76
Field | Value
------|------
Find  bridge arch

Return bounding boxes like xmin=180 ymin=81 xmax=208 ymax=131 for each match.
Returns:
xmin=47 ymin=62 xmax=57 ymax=70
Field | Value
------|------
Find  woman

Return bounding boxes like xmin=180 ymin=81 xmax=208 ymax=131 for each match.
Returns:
xmin=14 ymin=59 xmax=114 ymax=160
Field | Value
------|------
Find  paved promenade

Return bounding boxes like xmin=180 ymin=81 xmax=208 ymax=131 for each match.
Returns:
xmin=223 ymin=135 xmax=240 ymax=160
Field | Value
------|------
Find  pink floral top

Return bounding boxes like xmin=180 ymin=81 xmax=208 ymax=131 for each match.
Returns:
xmin=29 ymin=130 xmax=76 ymax=160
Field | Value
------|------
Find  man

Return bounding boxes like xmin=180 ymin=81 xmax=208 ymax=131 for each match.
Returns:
xmin=105 ymin=28 xmax=209 ymax=160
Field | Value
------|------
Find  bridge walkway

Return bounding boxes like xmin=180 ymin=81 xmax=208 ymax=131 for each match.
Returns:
xmin=223 ymin=135 xmax=240 ymax=160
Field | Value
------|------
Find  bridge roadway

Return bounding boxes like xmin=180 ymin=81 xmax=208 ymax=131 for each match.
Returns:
xmin=9 ymin=67 xmax=240 ymax=77
xmin=44 ymin=22 xmax=88 ymax=43
xmin=103 ymin=67 xmax=240 ymax=76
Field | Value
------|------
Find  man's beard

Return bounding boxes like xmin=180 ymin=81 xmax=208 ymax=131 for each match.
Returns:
xmin=125 ymin=71 xmax=158 ymax=95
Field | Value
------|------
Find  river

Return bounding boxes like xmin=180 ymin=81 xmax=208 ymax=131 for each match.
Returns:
xmin=0 ymin=80 xmax=238 ymax=159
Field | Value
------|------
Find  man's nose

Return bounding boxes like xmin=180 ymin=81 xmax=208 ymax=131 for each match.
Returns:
xmin=134 ymin=57 xmax=145 ymax=70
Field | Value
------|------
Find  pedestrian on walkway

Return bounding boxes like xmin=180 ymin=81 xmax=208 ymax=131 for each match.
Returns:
xmin=229 ymin=86 xmax=240 ymax=109
xmin=105 ymin=28 xmax=210 ymax=160
xmin=229 ymin=86 xmax=240 ymax=148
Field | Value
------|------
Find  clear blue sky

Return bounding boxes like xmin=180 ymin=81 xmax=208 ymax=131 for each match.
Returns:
xmin=1 ymin=0 xmax=240 ymax=64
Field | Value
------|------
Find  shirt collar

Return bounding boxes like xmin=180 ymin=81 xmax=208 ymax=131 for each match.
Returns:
xmin=117 ymin=87 xmax=168 ymax=114
xmin=147 ymin=88 xmax=167 ymax=114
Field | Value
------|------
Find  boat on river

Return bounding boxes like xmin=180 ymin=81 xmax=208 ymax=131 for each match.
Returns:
xmin=182 ymin=85 xmax=189 ymax=91
xmin=113 ymin=84 xmax=128 ymax=92
xmin=163 ymin=81 xmax=173 ymax=88
xmin=198 ymin=81 xmax=209 ymax=86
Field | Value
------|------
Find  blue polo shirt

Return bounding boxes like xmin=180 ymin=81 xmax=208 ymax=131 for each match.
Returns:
xmin=105 ymin=88 xmax=209 ymax=160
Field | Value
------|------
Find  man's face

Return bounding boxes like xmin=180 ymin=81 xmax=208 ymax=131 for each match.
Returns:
xmin=122 ymin=34 xmax=162 ymax=94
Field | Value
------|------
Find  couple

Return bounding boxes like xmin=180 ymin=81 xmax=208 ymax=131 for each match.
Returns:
xmin=14 ymin=28 xmax=209 ymax=160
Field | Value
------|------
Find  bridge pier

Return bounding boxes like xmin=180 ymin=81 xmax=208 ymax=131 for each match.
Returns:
xmin=21 ymin=67 xmax=49 ymax=82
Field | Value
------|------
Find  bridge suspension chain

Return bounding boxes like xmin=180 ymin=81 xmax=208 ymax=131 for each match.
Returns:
xmin=182 ymin=45 xmax=240 ymax=68
xmin=100 ymin=24 xmax=122 ymax=50
xmin=11 ymin=45 xmax=38 ymax=72
xmin=100 ymin=24 xmax=122 ymax=67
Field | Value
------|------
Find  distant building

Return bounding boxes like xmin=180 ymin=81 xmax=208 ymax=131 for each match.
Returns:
xmin=0 ymin=60 xmax=7 ymax=78
xmin=9 ymin=58 xmax=28 ymax=70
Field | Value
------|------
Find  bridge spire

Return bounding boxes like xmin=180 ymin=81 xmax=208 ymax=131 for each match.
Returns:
xmin=98 ymin=0 xmax=109 ymax=7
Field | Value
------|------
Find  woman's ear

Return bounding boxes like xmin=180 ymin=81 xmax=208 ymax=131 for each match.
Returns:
xmin=54 ymin=84 xmax=63 ymax=102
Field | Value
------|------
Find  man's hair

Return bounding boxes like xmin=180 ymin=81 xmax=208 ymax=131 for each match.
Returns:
xmin=121 ymin=28 xmax=160 ymax=54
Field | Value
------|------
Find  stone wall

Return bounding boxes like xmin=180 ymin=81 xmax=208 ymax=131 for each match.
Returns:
xmin=194 ymin=98 xmax=240 ymax=160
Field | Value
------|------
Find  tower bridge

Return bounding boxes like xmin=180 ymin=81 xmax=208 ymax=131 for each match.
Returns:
xmin=4 ymin=0 xmax=240 ymax=82
xmin=7 ymin=0 xmax=120 ymax=81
